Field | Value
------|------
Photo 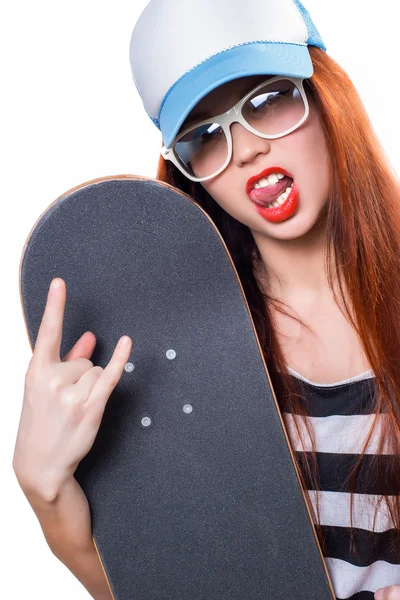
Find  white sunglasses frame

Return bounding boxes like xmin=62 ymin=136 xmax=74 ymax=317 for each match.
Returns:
xmin=160 ymin=76 xmax=310 ymax=183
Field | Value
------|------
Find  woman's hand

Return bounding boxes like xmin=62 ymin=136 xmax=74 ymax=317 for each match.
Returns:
xmin=13 ymin=277 xmax=132 ymax=500
xmin=375 ymin=586 xmax=400 ymax=599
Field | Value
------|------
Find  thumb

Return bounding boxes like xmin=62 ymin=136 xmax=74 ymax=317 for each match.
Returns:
xmin=375 ymin=586 xmax=400 ymax=600
xmin=61 ymin=331 xmax=97 ymax=362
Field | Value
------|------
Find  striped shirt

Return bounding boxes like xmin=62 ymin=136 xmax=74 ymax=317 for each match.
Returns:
xmin=281 ymin=367 xmax=400 ymax=600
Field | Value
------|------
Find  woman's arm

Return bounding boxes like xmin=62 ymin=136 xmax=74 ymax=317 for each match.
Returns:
xmin=13 ymin=278 xmax=132 ymax=599
xmin=21 ymin=476 xmax=112 ymax=600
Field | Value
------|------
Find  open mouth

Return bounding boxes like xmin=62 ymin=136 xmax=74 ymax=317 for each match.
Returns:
xmin=248 ymin=173 xmax=294 ymax=208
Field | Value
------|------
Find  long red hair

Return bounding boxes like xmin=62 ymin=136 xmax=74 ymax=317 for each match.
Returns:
xmin=156 ymin=47 xmax=400 ymax=557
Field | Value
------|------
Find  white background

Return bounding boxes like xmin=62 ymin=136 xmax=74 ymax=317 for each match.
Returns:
xmin=2 ymin=1 xmax=399 ymax=598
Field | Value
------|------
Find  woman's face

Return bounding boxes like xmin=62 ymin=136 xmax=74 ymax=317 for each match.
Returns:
xmin=180 ymin=75 xmax=331 ymax=242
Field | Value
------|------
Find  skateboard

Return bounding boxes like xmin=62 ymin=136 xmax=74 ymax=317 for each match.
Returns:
xmin=19 ymin=175 xmax=336 ymax=600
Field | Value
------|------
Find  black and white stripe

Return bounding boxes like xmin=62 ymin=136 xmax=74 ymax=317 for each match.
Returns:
xmin=282 ymin=368 xmax=400 ymax=600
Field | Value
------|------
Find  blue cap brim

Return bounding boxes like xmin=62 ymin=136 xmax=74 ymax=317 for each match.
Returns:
xmin=160 ymin=42 xmax=313 ymax=149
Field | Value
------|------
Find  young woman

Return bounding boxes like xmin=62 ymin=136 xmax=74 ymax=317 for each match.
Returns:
xmin=12 ymin=1 xmax=400 ymax=599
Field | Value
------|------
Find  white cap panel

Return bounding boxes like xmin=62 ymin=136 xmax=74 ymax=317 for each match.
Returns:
xmin=130 ymin=0 xmax=308 ymax=119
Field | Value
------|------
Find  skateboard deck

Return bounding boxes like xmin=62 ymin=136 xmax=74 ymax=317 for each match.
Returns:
xmin=19 ymin=175 xmax=335 ymax=600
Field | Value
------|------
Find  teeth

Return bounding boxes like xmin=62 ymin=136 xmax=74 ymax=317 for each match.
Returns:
xmin=253 ymin=172 xmax=288 ymax=189
xmin=254 ymin=178 xmax=268 ymax=189
xmin=265 ymin=183 xmax=293 ymax=208
xmin=252 ymin=180 xmax=294 ymax=209
xmin=268 ymin=174 xmax=280 ymax=185
xmin=277 ymin=194 xmax=288 ymax=206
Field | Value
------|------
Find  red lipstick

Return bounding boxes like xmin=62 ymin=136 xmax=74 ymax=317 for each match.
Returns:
xmin=253 ymin=183 xmax=299 ymax=223
xmin=246 ymin=166 xmax=294 ymax=196
xmin=246 ymin=166 xmax=299 ymax=224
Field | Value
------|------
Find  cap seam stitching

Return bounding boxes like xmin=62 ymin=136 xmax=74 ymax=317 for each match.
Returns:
xmin=292 ymin=0 xmax=309 ymax=44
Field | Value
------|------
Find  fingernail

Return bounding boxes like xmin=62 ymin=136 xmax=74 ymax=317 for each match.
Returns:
xmin=375 ymin=589 xmax=384 ymax=600
xmin=120 ymin=336 xmax=131 ymax=347
xmin=51 ymin=278 xmax=63 ymax=292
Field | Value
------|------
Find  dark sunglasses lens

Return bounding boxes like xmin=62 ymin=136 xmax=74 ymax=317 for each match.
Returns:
xmin=172 ymin=80 xmax=306 ymax=179
xmin=242 ymin=79 xmax=306 ymax=135
xmin=174 ymin=122 xmax=228 ymax=178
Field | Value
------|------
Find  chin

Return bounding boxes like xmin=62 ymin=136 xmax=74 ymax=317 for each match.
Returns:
xmin=251 ymin=208 xmax=325 ymax=242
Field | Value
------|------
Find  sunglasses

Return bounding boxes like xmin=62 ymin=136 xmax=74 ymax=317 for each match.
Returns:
xmin=161 ymin=76 xmax=310 ymax=183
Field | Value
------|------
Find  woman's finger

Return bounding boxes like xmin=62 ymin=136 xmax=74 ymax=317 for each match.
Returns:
xmin=85 ymin=336 xmax=132 ymax=414
xmin=51 ymin=358 xmax=95 ymax=387
xmin=375 ymin=585 xmax=400 ymax=600
xmin=71 ymin=365 xmax=104 ymax=400
xmin=61 ymin=331 xmax=97 ymax=362
xmin=33 ymin=278 xmax=66 ymax=366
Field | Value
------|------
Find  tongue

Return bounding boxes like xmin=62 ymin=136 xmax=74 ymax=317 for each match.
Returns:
xmin=249 ymin=176 xmax=293 ymax=205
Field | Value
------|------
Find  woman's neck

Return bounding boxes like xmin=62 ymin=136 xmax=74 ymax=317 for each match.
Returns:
xmin=252 ymin=221 xmax=333 ymax=299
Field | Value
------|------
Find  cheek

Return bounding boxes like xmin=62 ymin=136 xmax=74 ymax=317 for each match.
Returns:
xmin=201 ymin=109 xmax=331 ymax=215
xmin=201 ymin=177 xmax=238 ymax=213
xmin=292 ymin=113 xmax=330 ymax=200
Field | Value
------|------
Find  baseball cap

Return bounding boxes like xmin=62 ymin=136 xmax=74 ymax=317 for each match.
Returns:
xmin=129 ymin=0 xmax=326 ymax=149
